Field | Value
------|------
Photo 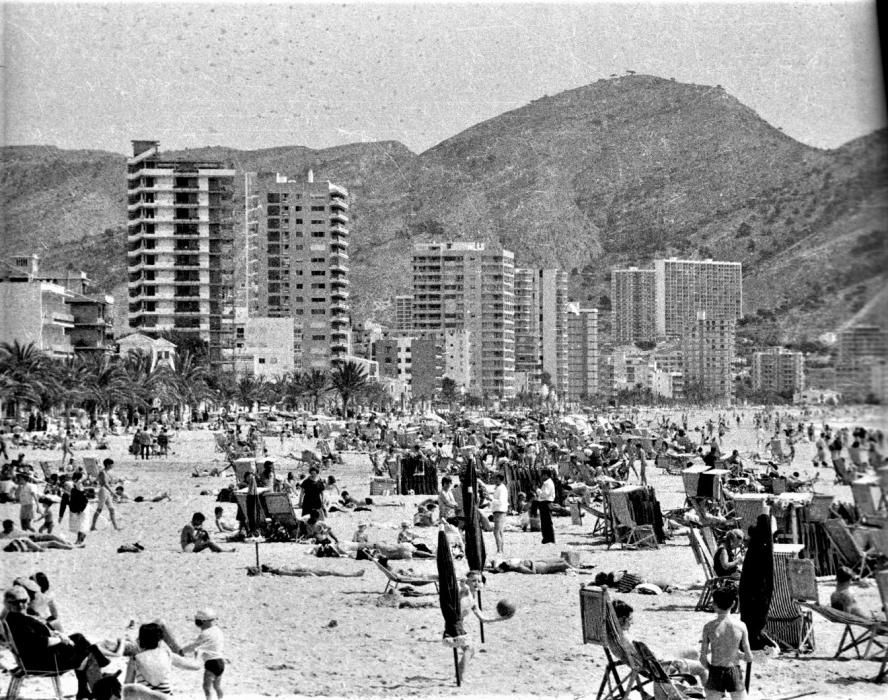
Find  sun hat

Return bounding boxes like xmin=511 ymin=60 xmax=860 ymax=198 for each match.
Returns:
xmin=194 ymin=607 xmax=217 ymax=621
xmin=4 ymin=586 xmax=29 ymax=602
xmin=13 ymin=577 xmax=40 ymax=594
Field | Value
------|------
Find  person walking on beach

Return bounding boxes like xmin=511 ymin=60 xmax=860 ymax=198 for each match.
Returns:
xmin=535 ymin=468 xmax=556 ymax=545
xmin=90 ymin=458 xmax=121 ymax=531
xmin=491 ymin=473 xmax=509 ymax=554
xmin=61 ymin=430 xmax=73 ymax=464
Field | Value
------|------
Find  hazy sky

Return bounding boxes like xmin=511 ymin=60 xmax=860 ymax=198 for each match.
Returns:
xmin=2 ymin=1 xmax=885 ymax=155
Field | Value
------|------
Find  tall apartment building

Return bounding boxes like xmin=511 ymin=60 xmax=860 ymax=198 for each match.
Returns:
xmin=127 ymin=141 xmax=235 ymax=364
xmin=566 ymin=306 xmax=599 ymax=403
xmin=514 ymin=269 xmax=568 ymax=396
xmin=611 ymin=267 xmax=656 ymax=344
xmin=837 ymin=325 xmax=888 ymax=369
xmin=654 ymin=258 xmax=742 ymax=338
xmin=245 ymin=172 xmax=350 ymax=370
xmin=681 ymin=312 xmax=735 ymax=404
xmin=372 ymin=336 xmax=413 ymax=384
xmin=394 ymin=295 xmax=414 ymax=333
xmin=412 ymin=242 xmax=515 ymax=398
xmin=752 ymin=347 xmax=805 ymax=395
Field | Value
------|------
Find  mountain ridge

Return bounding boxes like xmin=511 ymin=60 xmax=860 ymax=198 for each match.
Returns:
xmin=1 ymin=74 xmax=885 ymax=342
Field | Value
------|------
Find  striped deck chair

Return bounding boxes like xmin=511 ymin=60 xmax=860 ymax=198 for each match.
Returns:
xmin=373 ymin=557 xmax=439 ymax=595
xmin=766 ymin=546 xmax=814 ymax=653
xmin=606 ymin=489 xmax=658 ymax=550
xmin=850 ymin=480 xmax=880 ymax=519
xmin=822 ymin=519 xmax=874 ymax=578
xmin=688 ymin=528 xmax=735 ymax=612
xmin=876 ymin=570 xmax=888 ymax=682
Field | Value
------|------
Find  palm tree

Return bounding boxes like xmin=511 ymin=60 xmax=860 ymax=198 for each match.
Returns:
xmin=171 ymin=351 xmax=210 ymax=421
xmin=329 ymin=360 xmax=367 ymax=418
xmin=235 ymin=375 xmax=267 ymax=413
xmin=81 ymin=353 xmax=130 ymax=423
xmin=300 ymin=369 xmax=330 ymax=414
xmin=121 ymin=350 xmax=174 ymax=426
xmin=0 ymin=341 xmax=49 ymax=418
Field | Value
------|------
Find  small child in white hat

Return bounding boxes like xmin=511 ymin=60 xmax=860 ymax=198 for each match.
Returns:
xmin=181 ymin=607 xmax=225 ymax=700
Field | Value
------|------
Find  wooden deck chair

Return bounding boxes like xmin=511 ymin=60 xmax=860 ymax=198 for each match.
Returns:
xmin=372 ymin=558 xmax=439 ymax=595
xmin=213 ymin=432 xmax=228 ymax=453
xmin=233 ymin=458 xmax=256 ymax=485
xmin=1 ymin=619 xmax=68 ymax=700
xmin=822 ymin=519 xmax=873 ymax=578
xmin=798 ymin=603 xmax=887 ymax=659
xmin=38 ymin=461 xmax=55 ymax=481
xmin=607 ymin=489 xmax=657 ymax=550
xmin=234 ymin=492 xmax=268 ymax=531
xmin=633 ymin=641 xmax=699 ymax=700
xmin=82 ymin=457 xmax=99 ymax=482
xmin=785 ymin=559 xmax=818 ymax=655
xmin=833 ymin=457 xmax=855 ymax=486
xmin=771 ymin=476 xmax=788 ymax=495
xmin=766 ymin=546 xmax=814 ymax=653
xmin=688 ymin=528 xmax=735 ymax=612
xmin=261 ymin=492 xmax=300 ymax=529
xmin=579 ymin=585 xmax=649 ymax=700
xmin=850 ymin=480 xmax=880 ymax=519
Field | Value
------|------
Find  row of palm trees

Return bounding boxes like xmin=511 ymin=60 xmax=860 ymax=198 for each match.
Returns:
xmin=0 ymin=340 xmax=382 ymax=425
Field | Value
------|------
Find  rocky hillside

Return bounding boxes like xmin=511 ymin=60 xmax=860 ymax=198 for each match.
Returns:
xmin=2 ymin=75 xmax=885 ymax=341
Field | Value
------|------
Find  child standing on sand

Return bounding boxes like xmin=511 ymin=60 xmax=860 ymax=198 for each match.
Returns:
xmin=181 ymin=608 xmax=226 ymax=700
xmin=700 ymin=587 xmax=752 ymax=700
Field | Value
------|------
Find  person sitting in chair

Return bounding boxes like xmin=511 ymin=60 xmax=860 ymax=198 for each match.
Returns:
xmin=713 ymin=530 xmax=744 ymax=581
xmin=3 ymin=586 xmax=111 ymax=699
xmin=830 ymin=566 xmax=868 ymax=618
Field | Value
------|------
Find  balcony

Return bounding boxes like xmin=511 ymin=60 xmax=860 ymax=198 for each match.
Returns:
xmin=329 ymin=255 xmax=349 ymax=273
xmin=330 ymin=210 xmax=349 ymax=224
xmin=329 ymin=196 xmax=349 ymax=212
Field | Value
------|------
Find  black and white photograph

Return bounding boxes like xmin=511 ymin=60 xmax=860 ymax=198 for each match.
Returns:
xmin=1 ymin=1 xmax=886 ymax=698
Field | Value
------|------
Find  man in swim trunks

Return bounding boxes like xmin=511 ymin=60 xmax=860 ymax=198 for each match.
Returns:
xmin=700 ymin=587 xmax=752 ymax=700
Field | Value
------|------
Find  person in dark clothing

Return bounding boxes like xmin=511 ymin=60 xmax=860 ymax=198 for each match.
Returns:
xmin=298 ymin=466 xmax=326 ymax=517
xmin=4 ymin=586 xmax=110 ymax=699
xmin=713 ymin=529 xmax=744 ymax=580
xmin=738 ymin=514 xmax=777 ymax=651
xmin=535 ymin=468 xmax=556 ymax=545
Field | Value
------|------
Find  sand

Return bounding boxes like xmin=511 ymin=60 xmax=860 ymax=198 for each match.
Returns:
xmin=1 ymin=406 xmax=887 ymax=700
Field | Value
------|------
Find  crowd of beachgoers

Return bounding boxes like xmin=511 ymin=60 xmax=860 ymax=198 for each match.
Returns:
xmin=1 ymin=403 xmax=886 ymax=699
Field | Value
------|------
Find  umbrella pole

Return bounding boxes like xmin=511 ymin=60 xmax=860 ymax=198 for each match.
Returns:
xmin=477 ymin=591 xmax=485 ymax=643
xmin=453 ymin=648 xmax=461 ymax=686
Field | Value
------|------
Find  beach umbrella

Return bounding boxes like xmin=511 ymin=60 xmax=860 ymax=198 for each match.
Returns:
xmin=461 ymin=459 xmax=487 ymax=642
xmin=436 ymin=527 xmax=465 ymax=686
xmin=739 ymin=513 xmax=775 ymax=651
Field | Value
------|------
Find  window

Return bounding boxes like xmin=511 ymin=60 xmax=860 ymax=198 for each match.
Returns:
xmin=311 ymin=219 xmax=324 ymax=224
xmin=312 ymin=334 xmax=326 ymax=340
xmin=258 ymin=358 xmax=266 ymax=365
xmin=293 ymin=206 xmax=302 ymax=211
xmin=312 ymin=232 xmax=325 ymax=238
xmin=310 ymin=257 xmax=324 ymax=263
xmin=311 ymin=283 xmax=326 ymax=289
xmin=311 ymin=205 xmax=325 ymax=212
xmin=311 ymin=271 xmax=326 ymax=277
xmin=267 ymin=205 xmax=280 ymax=216
xmin=294 ymin=219 xmax=303 ymax=224
xmin=268 ymin=270 xmax=280 ymax=280
xmin=311 ymin=297 xmax=325 ymax=303
xmin=267 ymin=193 xmax=280 ymax=203
xmin=268 ymin=296 xmax=280 ymax=306
xmin=267 ymin=218 xmax=279 ymax=229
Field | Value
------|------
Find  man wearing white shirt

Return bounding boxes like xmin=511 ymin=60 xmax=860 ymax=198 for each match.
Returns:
xmin=535 ymin=468 xmax=556 ymax=544
xmin=491 ymin=473 xmax=510 ymax=554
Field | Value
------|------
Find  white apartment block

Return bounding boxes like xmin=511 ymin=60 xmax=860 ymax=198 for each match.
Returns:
xmin=611 ymin=267 xmax=656 ymax=344
xmin=654 ymin=258 xmax=742 ymax=338
xmin=680 ymin=312 xmax=736 ymax=404
xmin=566 ymin=306 xmax=599 ymax=403
xmin=394 ymin=295 xmax=414 ymax=333
xmin=246 ymin=172 xmax=350 ymax=371
xmin=126 ymin=141 xmax=236 ymax=365
xmin=752 ymin=347 xmax=805 ymax=395
xmin=514 ymin=268 xmax=568 ymax=397
xmin=412 ymin=242 xmax=514 ymax=398
xmin=233 ymin=317 xmax=295 ymax=379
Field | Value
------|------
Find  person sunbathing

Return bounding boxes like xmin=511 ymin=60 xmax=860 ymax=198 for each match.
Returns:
xmin=830 ymin=566 xmax=869 ymax=618
xmin=1 ymin=519 xmax=78 ymax=550
xmin=487 ymin=556 xmax=573 ymax=575
xmin=252 ymin=563 xmax=365 ymax=577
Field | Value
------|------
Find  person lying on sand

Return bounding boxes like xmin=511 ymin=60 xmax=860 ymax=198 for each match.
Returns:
xmin=114 ymin=485 xmax=171 ymax=503
xmin=248 ymin=563 xmax=364 ymax=577
xmin=1 ymin=519 xmax=79 ymax=551
xmin=486 ymin=556 xmax=574 ymax=575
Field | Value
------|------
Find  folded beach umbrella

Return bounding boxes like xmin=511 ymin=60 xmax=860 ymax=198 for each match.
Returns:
xmin=739 ymin=513 xmax=775 ymax=651
xmin=461 ymin=459 xmax=487 ymax=643
xmin=437 ymin=527 xmax=465 ymax=685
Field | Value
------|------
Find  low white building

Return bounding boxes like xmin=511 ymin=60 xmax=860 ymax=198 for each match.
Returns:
xmin=116 ymin=333 xmax=176 ymax=370
xmin=233 ymin=317 xmax=295 ymax=378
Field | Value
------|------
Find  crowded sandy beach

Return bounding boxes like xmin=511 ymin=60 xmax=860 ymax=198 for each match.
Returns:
xmin=2 ymin=405 xmax=886 ymax=700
